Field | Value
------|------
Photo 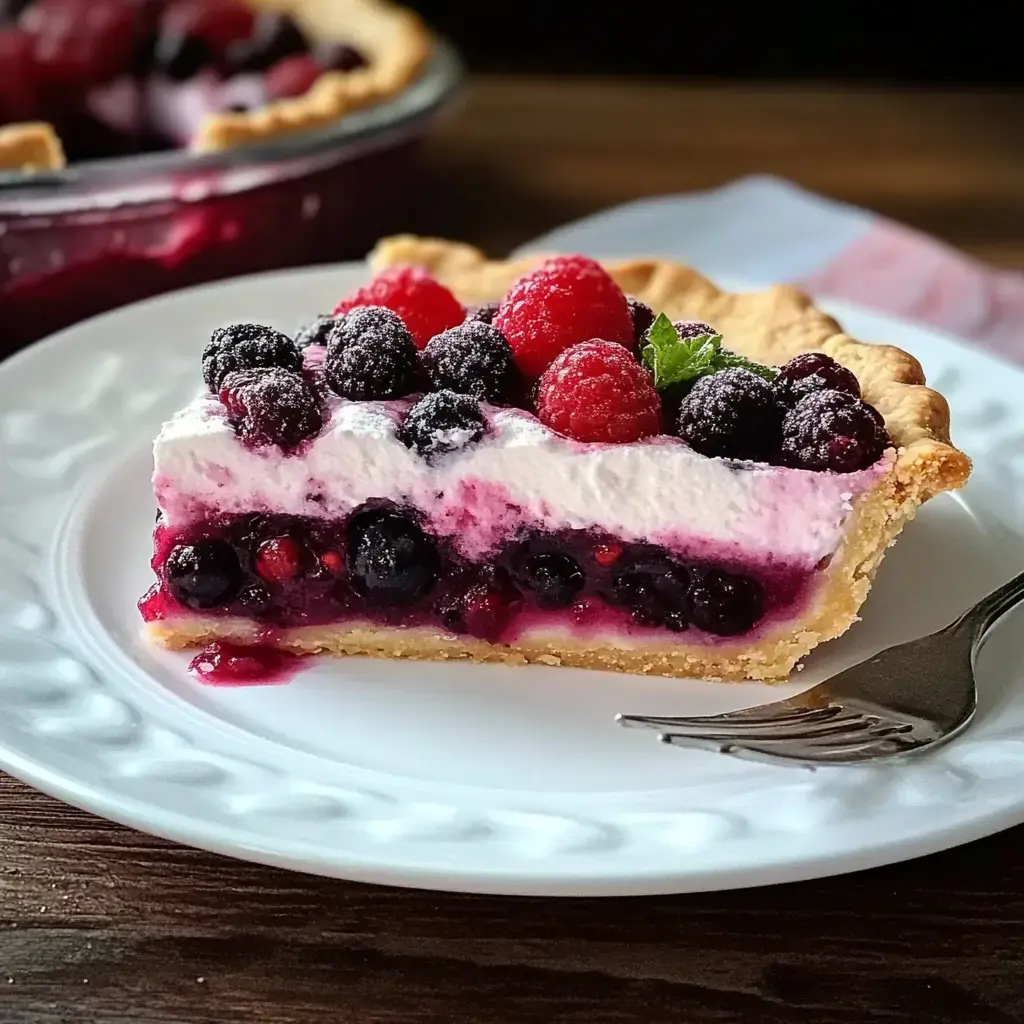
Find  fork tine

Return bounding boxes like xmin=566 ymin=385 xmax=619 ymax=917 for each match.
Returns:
xmin=660 ymin=725 xmax=926 ymax=766
xmin=651 ymin=714 xmax=892 ymax=743
xmin=617 ymin=703 xmax=846 ymax=733
xmin=659 ymin=721 xmax=914 ymax=750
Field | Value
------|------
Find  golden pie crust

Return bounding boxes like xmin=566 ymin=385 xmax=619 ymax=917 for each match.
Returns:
xmin=148 ymin=237 xmax=971 ymax=681
xmin=0 ymin=0 xmax=432 ymax=172
xmin=0 ymin=122 xmax=66 ymax=172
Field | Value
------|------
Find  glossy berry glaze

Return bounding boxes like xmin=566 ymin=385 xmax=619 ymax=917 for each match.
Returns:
xmin=140 ymin=504 xmax=815 ymax=646
xmin=188 ymin=640 xmax=304 ymax=685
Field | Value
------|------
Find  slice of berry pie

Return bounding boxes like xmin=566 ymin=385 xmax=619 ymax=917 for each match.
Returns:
xmin=0 ymin=0 xmax=431 ymax=171
xmin=140 ymin=237 xmax=971 ymax=681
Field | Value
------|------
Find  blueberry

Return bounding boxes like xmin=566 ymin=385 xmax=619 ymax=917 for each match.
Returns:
xmin=294 ymin=314 xmax=338 ymax=350
xmin=781 ymin=389 xmax=889 ymax=472
xmin=237 ymin=582 xmax=273 ymax=617
xmin=347 ymin=511 xmax=439 ymax=606
xmin=154 ymin=32 xmax=215 ymax=81
xmin=626 ymin=296 xmax=655 ymax=348
xmin=521 ymin=553 xmax=584 ymax=609
xmin=219 ymin=367 xmax=323 ymax=452
xmin=773 ymin=352 xmax=861 ymax=410
xmin=421 ymin=321 xmax=518 ymax=404
xmin=228 ymin=10 xmax=308 ymax=72
xmin=613 ymin=564 xmax=690 ymax=628
xmin=324 ymin=306 xmax=417 ymax=400
xmin=677 ymin=367 xmax=782 ymax=462
xmin=401 ymin=390 xmax=485 ymax=460
xmin=689 ymin=569 xmax=764 ymax=636
xmin=202 ymin=323 xmax=302 ymax=392
xmin=165 ymin=540 xmax=242 ymax=609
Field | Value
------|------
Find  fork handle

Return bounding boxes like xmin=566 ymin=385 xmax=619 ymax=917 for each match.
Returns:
xmin=958 ymin=569 xmax=1024 ymax=641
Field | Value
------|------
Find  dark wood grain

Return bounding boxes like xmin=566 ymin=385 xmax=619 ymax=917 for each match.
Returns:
xmin=3 ymin=78 xmax=1024 ymax=1024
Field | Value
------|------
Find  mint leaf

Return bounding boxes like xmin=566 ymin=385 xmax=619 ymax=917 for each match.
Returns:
xmin=640 ymin=312 xmax=777 ymax=390
xmin=716 ymin=349 xmax=778 ymax=382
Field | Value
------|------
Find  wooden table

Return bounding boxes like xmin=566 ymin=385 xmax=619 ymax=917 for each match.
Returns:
xmin=3 ymin=78 xmax=1023 ymax=1024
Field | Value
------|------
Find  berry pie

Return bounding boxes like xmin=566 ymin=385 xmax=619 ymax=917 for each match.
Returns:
xmin=140 ymin=236 xmax=971 ymax=681
xmin=0 ymin=0 xmax=431 ymax=171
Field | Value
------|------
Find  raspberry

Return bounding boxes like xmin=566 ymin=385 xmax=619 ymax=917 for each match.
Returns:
xmin=347 ymin=510 xmax=439 ymax=606
xmin=161 ymin=0 xmax=254 ymax=61
xmin=0 ymin=29 xmax=38 ymax=122
xmin=593 ymin=542 xmax=622 ymax=567
xmin=494 ymin=255 xmax=633 ymax=379
xmin=401 ymin=390 xmax=485 ymax=460
xmin=781 ymin=390 xmax=889 ymax=473
xmin=535 ymin=340 xmax=662 ymax=444
xmin=333 ymin=266 xmax=463 ymax=350
xmin=219 ymin=367 xmax=323 ymax=452
xmin=421 ymin=321 xmax=517 ymax=403
xmin=689 ymin=569 xmax=764 ymax=636
xmin=773 ymin=352 xmax=861 ymax=410
xmin=202 ymin=323 xmax=301 ymax=392
xmin=677 ymin=368 xmax=781 ymax=462
xmin=294 ymin=313 xmax=337 ymax=349
xmin=464 ymin=301 xmax=500 ymax=325
xmin=165 ymin=540 xmax=242 ymax=609
xmin=266 ymin=53 xmax=320 ymax=99
xmin=626 ymin=297 xmax=655 ymax=348
xmin=319 ymin=550 xmax=344 ymax=575
xmin=27 ymin=0 xmax=139 ymax=87
xmin=323 ymin=305 xmax=417 ymax=400
xmin=460 ymin=582 xmax=513 ymax=641
xmin=254 ymin=536 xmax=305 ymax=583
xmin=313 ymin=41 xmax=368 ymax=72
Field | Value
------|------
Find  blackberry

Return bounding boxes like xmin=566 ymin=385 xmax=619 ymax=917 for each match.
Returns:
xmin=627 ymin=297 xmax=655 ymax=347
xmin=781 ymin=390 xmax=889 ymax=473
xmin=689 ymin=569 xmax=764 ymax=636
xmin=677 ymin=368 xmax=782 ymax=462
xmin=421 ymin=321 xmax=517 ymax=403
xmin=165 ymin=540 xmax=242 ymax=609
xmin=219 ymin=367 xmax=323 ymax=452
xmin=520 ymin=553 xmax=584 ymax=609
xmin=401 ymin=390 xmax=485 ymax=460
xmin=294 ymin=314 xmax=338 ymax=350
xmin=202 ymin=323 xmax=301 ymax=392
xmin=323 ymin=306 xmax=417 ymax=400
xmin=613 ymin=564 xmax=690 ymax=629
xmin=773 ymin=352 xmax=861 ymax=410
xmin=464 ymin=301 xmax=500 ymax=325
xmin=347 ymin=510 xmax=439 ymax=606
xmin=673 ymin=319 xmax=718 ymax=339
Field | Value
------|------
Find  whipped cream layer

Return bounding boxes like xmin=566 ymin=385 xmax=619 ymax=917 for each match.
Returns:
xmin=154 ymin=389 xmax=893 ymax=569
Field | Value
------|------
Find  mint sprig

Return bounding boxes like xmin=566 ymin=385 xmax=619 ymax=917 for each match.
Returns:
xmin=640 ymin=313 xmax=777 ymax=390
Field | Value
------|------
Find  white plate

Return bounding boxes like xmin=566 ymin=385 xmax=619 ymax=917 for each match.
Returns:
xmin=2 ymin=263 xmax=1024 ymax=897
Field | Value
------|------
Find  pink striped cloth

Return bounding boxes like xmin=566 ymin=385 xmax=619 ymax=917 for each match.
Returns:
xmin=520 ymin=176 xmax=1024 ymax=363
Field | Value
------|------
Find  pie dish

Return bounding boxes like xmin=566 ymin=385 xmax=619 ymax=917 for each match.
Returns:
xmin=139 ymin=237 xmax=971 ymax=681
xmin=0 ymin=0 xmax=432 ymax=171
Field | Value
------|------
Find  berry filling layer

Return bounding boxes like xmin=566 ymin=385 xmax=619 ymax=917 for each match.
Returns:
xmin=141 ymin=507 xmax=817 ymax=644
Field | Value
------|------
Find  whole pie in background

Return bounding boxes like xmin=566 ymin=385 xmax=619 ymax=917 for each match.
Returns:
xmin=0 ymin=0 xmax=432 ymax=171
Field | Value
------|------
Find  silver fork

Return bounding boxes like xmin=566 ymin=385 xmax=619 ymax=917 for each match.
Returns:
xmin=617 ymin=570 xmax=1024 ymax=767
